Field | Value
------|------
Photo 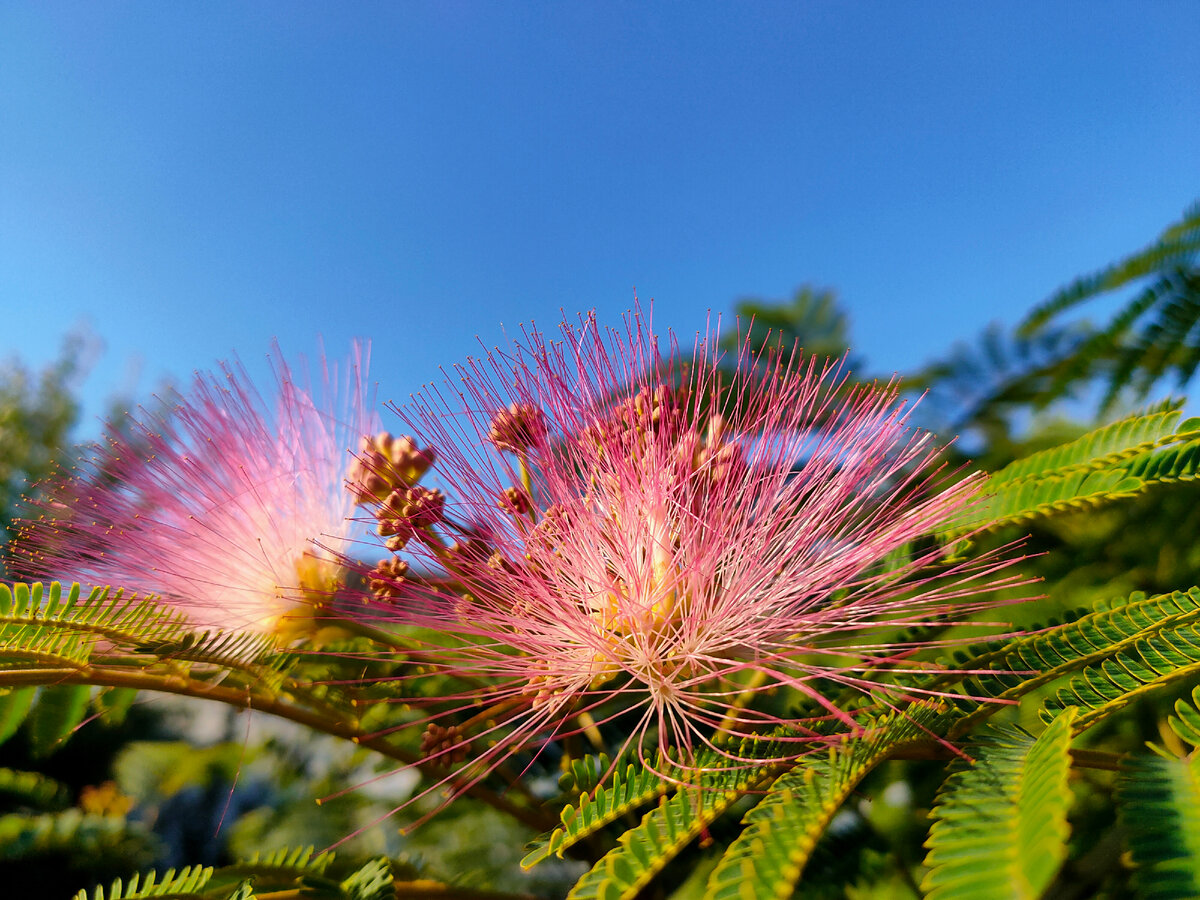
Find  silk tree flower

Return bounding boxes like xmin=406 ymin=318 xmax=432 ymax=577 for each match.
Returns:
xmin=358 ymin=308 xmax=1024 ymax=807
xmin=12 ymin=344 xmax=376 ymax=638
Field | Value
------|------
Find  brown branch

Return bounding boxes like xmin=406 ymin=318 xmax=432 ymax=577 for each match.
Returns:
xmin=0 ymin=665 xmax=556 ymax=832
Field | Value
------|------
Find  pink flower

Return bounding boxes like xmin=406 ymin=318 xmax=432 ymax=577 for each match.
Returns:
xmin=363 ymin=308 xmax=1022 ymax=807
xmin=13 ymin=345 xmax=375 ymax=636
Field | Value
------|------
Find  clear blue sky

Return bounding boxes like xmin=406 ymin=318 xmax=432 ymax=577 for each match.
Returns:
xmin=2 ymin=3 xmax=1197 ymax=431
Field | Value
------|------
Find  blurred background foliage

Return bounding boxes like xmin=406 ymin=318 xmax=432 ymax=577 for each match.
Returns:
xmin=0 ymin=331 xmax=92 ymax=577
xmin=1 ymin=200 xmax=1198 ymax=898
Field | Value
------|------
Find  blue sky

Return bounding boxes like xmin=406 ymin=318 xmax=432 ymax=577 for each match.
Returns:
xmin=2 ymin=3 xmax=1197 ymax=432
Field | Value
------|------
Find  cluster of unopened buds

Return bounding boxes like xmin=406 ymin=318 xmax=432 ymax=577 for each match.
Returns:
xmin=347 ymin=432 xmax=440 ymax=594
xmin=419 ymin=723 xmax=470 ymax=767
xmin=486 ymin=402 xmax=546 ymax=454
xmin=367 ymin=556 xmax=410 ymax=601
xmin=346 ymin=432 xmax=436 ymax=505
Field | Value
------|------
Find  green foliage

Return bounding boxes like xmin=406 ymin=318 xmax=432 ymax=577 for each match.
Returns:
xmin=557 ymin=752 xmax=614 ymax=795
xmin=522 ymin=756 xmax=670 ymax=868
xmin=0 ymin=766 xmax=70 ymax=811
xmin=95 ymin=688 xmax=138 ymax=727
xmin=948 ymin=587 xmax=1200 ymax=734
xmin=0 ymin=580 xmax=192 ymax=663
xmin=1041 ymin=612 xmax=1200 ymax=735
xmin=28 ymin=684 xmax=92 ymax=757
xmin=1117 ymin=754 xmax=1200 ymax=900
xmin=0 ymin=687 xmax=36 ymax=744
xmin=705 ymin=704 xmax=944 ymax=900
xmin=1 ymin=808 xmax=159 ymax=893
xmin=335 ymin=858 xmax=393 ymax=900
xmin=74 ymin=854 xmax=401 ymax=900
xmin=215 ymin=845 xmax=333 ymax=882
xmin=944 ymin=408 xmax=1200 ymax=534
xmin=566 ymin=758 xmax=774 ymax=900
xmin=113 ymin=742 xmax=250 ymax=802
xmin=1022 ymin=202 xmax=1200 ymax=333
xmin=908 ymin=320 xmax=1091 ymax=448
xmin=0 ymin=581 xmax=296 ymax=757
xmin=722 ymin=285 xmax=861 ymax=368
xmin=1166 ymin=684 xmax=1200 ymax=747
xmin=76 ymin=866 xmax=215 ymax=900
xmin=0 ymin=334 xmax=90 ymax=573
xmin=1020 ymin=200 xmax=1200 ymax=410
xmin=983 ymin=404 xmax=1197 ymax=488
xmin=921 ymin=711 xmax=1076 ymax=899
xmin=1111 ymin=685 xmax=1200 ymax=899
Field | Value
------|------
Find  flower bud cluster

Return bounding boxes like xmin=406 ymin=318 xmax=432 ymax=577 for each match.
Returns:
xmin=486 ymin=403 xmax=546 ymax=453
xmin=420 ymin=723 xmax=469 ymax=766
xmin=630 ymin=382 xmax=689 ymax=427
xmin=347 ymin=432 xmax=434 ymax=504
xmin=497 ymin=485 xmax=532 ymax=517
xmin=348 ymin=431 xmax=445 ymax=602
xmin=368 ymin=557 xmax=410 ymax=601
xmin=348 ymin=432 xmax=442 ymax=547
xmin=376 ymin=485 xmax=446 ymax=550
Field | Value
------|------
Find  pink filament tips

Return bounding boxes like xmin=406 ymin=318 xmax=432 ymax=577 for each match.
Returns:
xmin=13 ymin=344 xmax=376 ymax=637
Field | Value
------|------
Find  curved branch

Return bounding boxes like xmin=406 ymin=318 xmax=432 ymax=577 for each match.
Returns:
xmin=0 ymin=665 xmax=556 ymax=832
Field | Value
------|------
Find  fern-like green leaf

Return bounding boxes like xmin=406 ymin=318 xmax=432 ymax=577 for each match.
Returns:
xmin=921 ymin=709 xmax=1075 ymax=899
xmin=704 ymin=704 xmax=944 ymax=900
xmin=522 ymin=757 xmax=671 ymax=868
xmin=1021 ymin=200 xmax=1200 ymax=333
xmin=943 ymin=411 xmax=1200 ymax=535
xmin=566 ymin=758 xmax=774 ymax=900
xmin=204 ymin=845 xmax=333 ymax=896
xmin=557 ymin=753 xmax=613 ymax=795
xmin=0 ymin=619 xmax=93 ymax=668
xmin=0 ymin=581 xmax=293 ymax=704
xmin=75 ymin=849 xmax=383 ymax=900
xmin=152 ymin=627 xmax=291 ymax=690
xmin=986 ymin=407 xmax=1199 ymax=489
xmin=339 ymin=858 xmax=393 ymax=900
xmin=1166 ymin=684 xmax=1200 ymax=747
xmin=75 ymin=866 xmax=216 ymax=900
xmin=1117 ymin=753 xmax=1200 ymax=900
xmin=1037 ymin=616 xmax=1200 ymax=734
xmin=951 ymin=467 xmax=1143 ymax=533
xmin=1017 ymin=201 xmax=1200 ymax=410
xmin=224 ymin=844 xmax=332 ymax=877
xmin=942 ymin=588 xmax=1200 ymax=736
xmin=1117 ymin=436 xmax=1200 ymax=485
xmin=0 ymin=581 xmax=192 ymax=652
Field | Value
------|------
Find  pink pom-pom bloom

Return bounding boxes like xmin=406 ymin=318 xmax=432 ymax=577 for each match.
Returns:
xmin=359 ymin=308 xmax=1023 ymax=806
xmin=13 ymin=345 xmax=375 ymax=637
